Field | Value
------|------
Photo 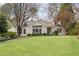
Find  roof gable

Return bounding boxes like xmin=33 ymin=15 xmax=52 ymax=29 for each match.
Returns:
xmin=25 ymin=19 xmax=54 ymax=27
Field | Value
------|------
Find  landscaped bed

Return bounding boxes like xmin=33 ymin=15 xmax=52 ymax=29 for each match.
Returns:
xmin=0 ymin=36 xmax=79 ymax=56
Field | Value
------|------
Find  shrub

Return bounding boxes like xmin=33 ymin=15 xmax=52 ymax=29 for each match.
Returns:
xmin=43 ymin=33 xmax=47 ymax=35
xmin=51 ymin=33 xmax=54 ymax=36
xmin=53 ymin=31 xmax=58 ymax=35
xmin=0 ymin=36 xmax=7 ymax=42
xmin=0 ymin=32 xmax=18 ymax=42
xmin=67 ymin=22 xmax=79 ymax=35
xmin=27 ymin=34 xmax=43 ymax=36
xmin=1 ymin=32 xmax=17 ymax=39
xmin=27 ymin=34 xmax=32 ymax=36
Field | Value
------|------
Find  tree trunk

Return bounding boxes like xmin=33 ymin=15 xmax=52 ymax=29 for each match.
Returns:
xmin=17 ymin=26 xmax=21 ymax=36
xmin=63 ymin=28 xmax=67 ymax=35
xmin=61 ymin=27 xmax=67 ymax=35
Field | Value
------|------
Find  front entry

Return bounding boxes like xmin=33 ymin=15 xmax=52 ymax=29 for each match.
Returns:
xmin=47 ymin=27 xmax=52 ymax=35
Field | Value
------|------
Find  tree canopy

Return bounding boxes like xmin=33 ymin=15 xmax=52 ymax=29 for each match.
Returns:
xmin=0 ymin=3 xmax=39 ymax=36
xmin=54 ymin=3 xmax=75 ymax=35
xmin=0 ymin=13 xmax=8 ymax=33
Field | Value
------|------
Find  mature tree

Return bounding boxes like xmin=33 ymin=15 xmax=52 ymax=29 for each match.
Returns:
xmin=54 ymin=3 xmax=75 ymax=35
xmin=67 ymin=21 xmax=79 ymax=35
xmin=0 ymin=13 xmax=8 ymax=33
xmin=0 ymin=3 xmax=13 ymax=15
xmin=48 ymin=3 xmax=60 ymax=19
xmin=1 ymin=3 xmax=38 ymax=36
xmin=67 ymin=4 xmax=79 ymax=35
xmin=72 ymin=4 xmax=79 ymax=20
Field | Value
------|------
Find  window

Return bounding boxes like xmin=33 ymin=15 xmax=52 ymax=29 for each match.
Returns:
xmin=57 ymin=28 xmax=61 ymax=32
xmin=23 ymin=29 xmax=26 ymax=34
xmin=32 ymin=26 xmax=42 ymax=34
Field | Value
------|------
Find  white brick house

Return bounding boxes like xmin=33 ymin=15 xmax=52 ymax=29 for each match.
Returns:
xmin=21 ymin=19 xmax=54 ymax=36
xmin=9 ymin=19 xmax=65 ymax=36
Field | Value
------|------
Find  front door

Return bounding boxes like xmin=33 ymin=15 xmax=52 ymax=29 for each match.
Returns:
xmin=47 ymin=27 xmax=52 ymax=35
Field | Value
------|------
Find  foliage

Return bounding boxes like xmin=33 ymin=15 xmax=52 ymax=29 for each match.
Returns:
xmin=68 ymin=22 xmax=79 ymax=35
xmin=0 ymin=36 xmax=7 ymax=42
xmin=27 ymin=34 xmax=42 ymax=36
xmin=53 ymin=31 xmax=58 ymax=35
xmin=27 ymin=33 xmax=47 ymax=36
xmin=48 ymin=3 xmax=60 ymax=19
xmin=0 ymin=32 xmax=17 ymax=42
xmin=43 ymin=33 xmax=47 ymax=35
xmin=60 ymin=3 xmax=73 ymax=12
xmin=1 ymin=32 xmax=17 ymax=39
xmin=0 ymin=3 xmax=13 ymax=15
xmin=54 ymin=3 xmax=75 ymax=35
xmin=0 ymin=13 xmax=8 ymax=33
xmin=1 ymin=3 xmax=38 ymax=36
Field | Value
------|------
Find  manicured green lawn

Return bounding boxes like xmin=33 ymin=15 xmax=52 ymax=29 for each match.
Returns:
xmin=0 ymin=36 xmax=79 ymax=56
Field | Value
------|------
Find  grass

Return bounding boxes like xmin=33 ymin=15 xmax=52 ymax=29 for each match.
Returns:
xmin=0 ymin=36 xmax=79 ymax=56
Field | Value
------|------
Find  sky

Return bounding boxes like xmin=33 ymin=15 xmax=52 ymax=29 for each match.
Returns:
xmin=75 ymin=3 xmax=79 ymax=8
xmin=0 ymin=3 xmax=79 ymax=20
xmin=38 ymin=3 xmax=79 ymax=20
xmin=38 ymin=4 xmax=48 ymax=20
